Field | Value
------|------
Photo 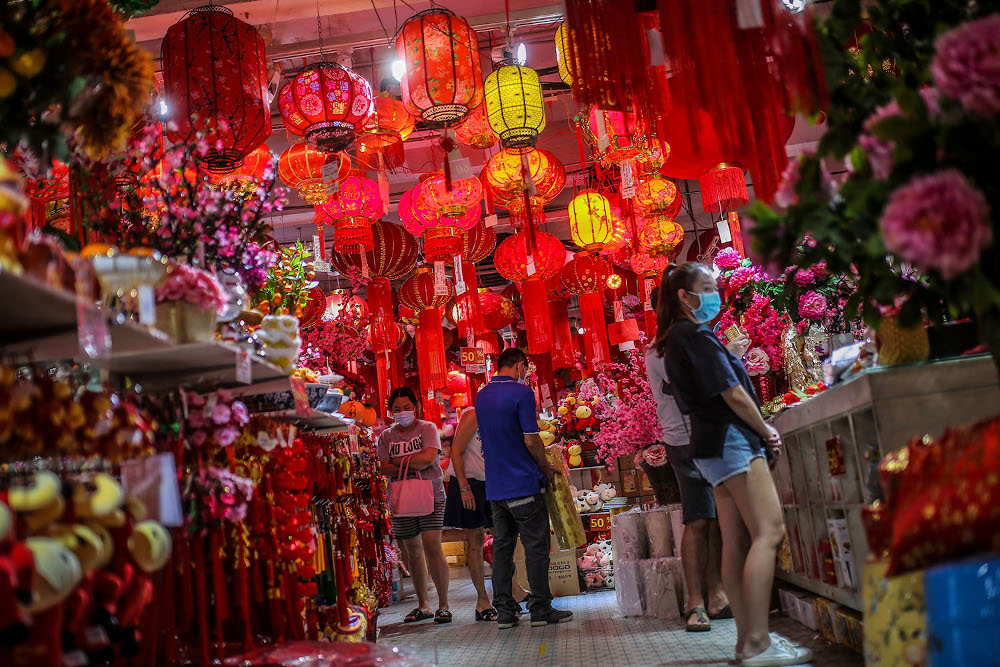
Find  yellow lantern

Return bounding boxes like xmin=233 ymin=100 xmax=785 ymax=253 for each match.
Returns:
xmin=638 ymin=215 xmax=685 ymax=258
xmin=484 ymin=63 xmax=546 ymax=150
xmin=554 ymin=23 xmax=575 ymax=86
xmin=568 ymin=190 xmax=615 ymax=252
xmin=634 ymin=176 xmax=682 ymax=220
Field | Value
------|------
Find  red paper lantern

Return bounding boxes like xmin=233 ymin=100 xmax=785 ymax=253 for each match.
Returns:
xmin=209 ymin=143 xmax=272 ymax=187
xmin=568 ymin=190 xmax=616 ymax=252
xmin=485 ymin=147 xmax=566 ymax=214
xmin=329 ymin=220 xmax=417 ymax=281
xmin=580 ymin=107 xmax=642 ymax=166
xmin=561 ymin=253 xmax=613 ymax=366
xmin=634 ymin=176 xmax=681 ymax=221
xmin=357 ymin=93 xmax=415 ymax=170
xmin=325 ymin=291 xmax=369 ymax=321
xmin=478 ymin=291 xmax=516 ymax=331
xmin=423 ymin=227 xmax=465 ymax=263
xmin=162 ymin=6 xmax=270 ymax=172
xmin=278 ymin=62 xmax=374 ymax=153
xmin=399 ymin=267 xmax=454 ymax=312
xmin=418 ymin=171 xmax=483 ymax=220
xmin=319 ymin=169 xmax=382 ymax=254
xmin=400 ymin=267 xmax=454 ymax=390
xmin=396 ymin=9 xmax=484 ymax=124
xmin=637 ymin=213 xmax=685 ymax=258
xmin=364 ymin=321 xmax=406 ymax=354
xmin=456 ymin=103 xmax=497 ymax=149
xmin=561 ymin=253 xmax=611 ymax=295
xmin=279 ymin=143 xmax=350 ymax=204
xmin=493 ymin=229 xmax=566 ymax=284
xmin=462 ymin=222 xmax=496 ymax=263
xmin=629 ymin=249 xmax=672 ymax=277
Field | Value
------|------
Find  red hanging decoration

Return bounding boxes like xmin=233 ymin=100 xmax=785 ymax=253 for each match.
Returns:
xmin=356 ymin=93 xmax=415 ymax=170
xmin=561 ymin=253 xmax=612 ymax=366
xmin=399 ymin=268 xmax=454 ymax=390
xmin=278 ymin=62 xmax=374 ymax=153
xmin=548 ymin=298 xmax=576 ymax=370
xmin=319 ymin=169 xmax=382 ymax=254
xmin=162 ymin=5 xmax=271 ymax=172
xmin=494 ymin=228 xmax=566 ymax=354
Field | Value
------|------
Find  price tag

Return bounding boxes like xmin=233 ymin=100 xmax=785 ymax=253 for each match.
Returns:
xmin=484 ymin=213 xmax=498 ymax=228
xmin=646 ymin=28 xmax=666 ymax=66
xmin=614 ymin=300 xmax=625 ymax=322
xmin=620 ymin=161 xmax=635 ymax=199
xmin=619 ymin=341 xmax=636 ymax=351
xmin=322 ymin=156 xmax=342 ymax=183
xmin=290 ymin=377 xmax=311 ymax=418
xmin=325 ymin=180 xmax=340 ymax=196
xmin=236 ymin=348 xmax=252 ymax=384
xmin=643 ymin=278 xmax=655 ymax=311
xmin=433 ymin=261 xmax=449 ymax=296
xmin=449 ymin=157 xmax=473 ymax=181
xmin=589 ymin=513 xmax=611 ymax=531
xmin=595 ymin=113 xmax=610 ymax=152
xmin=526 ymin=255 xmax=537 ymax=277
xmin=716 ymin=217 xmax=733 ymax=243
xmin=137 ymin=284 xmax=155 ymax=325
xmin=453 ymin=257 xmax=467 ymax=295
xmin=540 ymin=382 xmax=552 ymax=405
xmin=427 ymin=387 xmax=435 ymax=400
xmin=460 ymin=346 xmax=486 ymax=374
xmin=314 ymin=260 xmax=331 ymax=273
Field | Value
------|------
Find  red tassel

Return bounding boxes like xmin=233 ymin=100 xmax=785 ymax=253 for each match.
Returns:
xmin=316 ymin=222 xmax=326 ymax=260
xmin=579 ymin=291 xmax=611 ymax=366
xmin=455 ymin=261 xmax=484 ymax=345
xmin=728 ymin=211 xmax=745 ymax=257
xmin=520 ymin=278 xmax=552 ymax=354
xmin=368 ymin=277 xmax=396 ymax=352
xmin=530 ymin=353 xmax=557 ymax=409
xmin=700 ymin=164 xmax=750 ymax=213
xmin=548 ymin=299 xmax=575 ymax=369
xmin=418 ymin=307 xmax=447 ymax=389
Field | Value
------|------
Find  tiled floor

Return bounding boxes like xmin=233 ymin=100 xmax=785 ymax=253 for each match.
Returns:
xmin=377 ymin=569 xmax=862 ymax=667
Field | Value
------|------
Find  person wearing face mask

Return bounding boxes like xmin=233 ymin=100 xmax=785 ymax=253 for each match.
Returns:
xmin=474 ymin=347 xmax=573 ymax=630
xmin=654 ymin=263 xmax=812 ymax=667
xmin=377 ymin=387 xmax=451 ymax=625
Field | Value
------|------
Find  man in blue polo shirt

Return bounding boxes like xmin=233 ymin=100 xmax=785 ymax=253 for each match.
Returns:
xmin=475 ymin=347 xmax=573 ymax=629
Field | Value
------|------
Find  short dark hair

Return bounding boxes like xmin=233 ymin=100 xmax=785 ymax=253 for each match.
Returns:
xmin=497 ymin=347 xmax=528 ymax=370
xmin=387 ymin=387 xmax=418 ymax=410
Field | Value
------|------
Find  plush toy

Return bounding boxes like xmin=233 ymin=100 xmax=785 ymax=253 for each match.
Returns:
xmin=17 ymin=537 xmax=83 ymax=667
xmin=567 ymin=444 xmax=583 ymax=468
xmin=598 ymin=551 xmax=612 ymax=568
xmin=585 ymin=492 xmax=603 ymax=512
xmin=585 ymin=543 xmax=602 ymax=557
xmin=585 ymin=570 xmax=604 ymax=588
xmin=577 ymin=554 xmax=598 ymax=570
xmin=604 ymin=571 xmax=615 ymax=588
xmin=595 ymin=483 xmax=617 ymax=502
xmin=539 ymin=431 xmax=556 ymax=447
xmin=573 ymin=496 xmax=589 ymax=514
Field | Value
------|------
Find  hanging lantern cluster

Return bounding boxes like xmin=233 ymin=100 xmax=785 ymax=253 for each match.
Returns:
xmin=278 ymin=62 xmax=374 ymax=153
xmin=319 ymin=169 xmax=383 ymax=254
xmin=494 ymin=228 xmax=566 ymax=354
xmin=396 ymin=8 xmax=484 ymax=124
xmin=278 ymin=143 xmax=350 ymax=204
xmin=161 ymin=5 xmax=271 ymax=173
xmin=357 ymin=93 xmax=415 ymax=170
xmin=568 ymin=190 xmax=616 ymax=252
xmin=634 ymin=176 xmax=684 ymax=258
xmin=580 ymin=107 xmax=642 ymax=167
xmin=484 ymin=62 xmax=547 ymax=150
xmin=455 ymin=103 xmax=498 ymax=150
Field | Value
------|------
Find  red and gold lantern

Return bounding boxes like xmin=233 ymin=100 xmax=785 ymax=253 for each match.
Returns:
xmin=396 ymin=9 xmax=484 ymax=124
xmin=561 ymin=253 xmax=613 ymax=366
xmin=162 ymin=5 xmax=270 ymax=172
xmin=208 ymin=143 xmax=272 ymax=188
xmin=400 ymin=267 xmax=454 ymax=400
xmin=455 ymin=103 xmax=498 ymax=150
xmin=357 ymin=93 xmax=415 ymax=170
xmin=494 ymin=228 xmax=566 ymax=354
xmin=319 ymin=169 xmax=382 ymax=254
xmin=279 ymin=143 xmax=350 ymax=204
xmin=278 ymin=62 xmax=374 ymax=153
xmin=637 ymin=213 xmax=685 ymax=258
xmin=418 ymin=171 xmax=483 ymax=220
xmin=485 ymin=147 xmax=566 ymax=219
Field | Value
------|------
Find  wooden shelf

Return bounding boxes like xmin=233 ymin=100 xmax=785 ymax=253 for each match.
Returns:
xmin=261 ymin=408 xmax=351 ymax=433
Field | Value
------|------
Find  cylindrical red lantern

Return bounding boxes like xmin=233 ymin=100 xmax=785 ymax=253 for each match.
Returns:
xmin=319 ymin=169 xmax=382 ymax=254
xmin=561 ymin=254 xmax=612 ymax=366
xmin=396 ymin=8 xmax=484 ymax=124
xmin=162 ymin=5 xmax=270 ymax=172
xmin=400 ymin=267 xmax=454 ymax=390
xmin=278 ymin=62 xmax=374 ymax=153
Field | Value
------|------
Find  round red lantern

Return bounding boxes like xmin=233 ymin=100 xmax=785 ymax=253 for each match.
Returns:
xmin=456 ymin=103 xmax=497 ymax=150
xmin=637 ymin=213 xmax=685 ymax=258
xmin=423 ymin=227 xmax=465 ymax=263
xmin=396 ymin=9 xmax=484 ymax=124
xmin=364 ymin=321 xmax=407 ymax=354
xmin=634 ymin=176 xmax=681 ymax=221
xmin=209 ymin=143 xmax=272 ymax=187
xmin=495 ymin=229 xmax=565 ymax=355
xmin=400 ymin=267 xmax=454 ymax=391
xmin=561 ymin=253 xmax=613 ymax=365
xmin=329 ymin=220 xmax=418 ymax=281
xmin=485 ymin=147 xmax=566 ymax=214
xmin=325 ymin=291 xmax=369 ymax=322
xmin=319 ymin=169 xmax=382 ymax=254
xmin=399 ymin=267 xmax=454 ymax=312
xmin=418 ymin=171 xmax=483 ymax=220
xmin=278 ymin=62 xmax=374 ymax=153
xmin=398 ymin=174 xmax=439 ymax=235
xmin=162 ymin=6 xmax=270 ymax=172
xmin=279 ymin=143 xmax=350 ymax=204
xmin=560 ymin=253 xmax=611 ymax=295
xmin=462 ymin=222 xmax=497 ymax=263
xmin=630 ymin=248 xmax=676 ymax=277
xmin=479 ymin=291 xmax=516 ymax=331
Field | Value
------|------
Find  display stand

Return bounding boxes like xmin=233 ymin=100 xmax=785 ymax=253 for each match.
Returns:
xmin=770 ymin=355 xmax=1000 ymax=610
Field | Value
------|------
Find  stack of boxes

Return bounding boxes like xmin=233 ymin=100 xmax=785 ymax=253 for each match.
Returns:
xmin=611 ymin=504 xmax=685 ymax=619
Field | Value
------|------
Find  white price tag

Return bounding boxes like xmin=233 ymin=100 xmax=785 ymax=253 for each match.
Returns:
xmin=433 ymin=261 xmax=449 ymax=296
xmin=646 ymin=28 xmax=666 ymax=66
xmin=717 ymin=217 xmax=733 ymax=243
xmin=619 ymin=341 xmax=636 ymax=352
xmin=322 ymin=157 xmax=342 ymax=183
xmin=312 ymin=234 xmax=322 ymax=260
xmin=453 ymin=257 xmax=467 ymax=295
xmin=427 ymin=388 xmax=435 ymax=400
xmin=596 ymin=113 xmax=610 ymax=152
xmin=449 ymin=157 xmax=473 ymax=181
xmin=138 ymin=284 xmax=155 ymax=325
xmin=620 ymin=161 xmax=636 ymax=199
xmin=325 ymin=181 xmax=340 ymax=196
xmin=236 ymin=348 xmax=252 ymax=384
xmin=526 ymin=255 xmax=537 ymax=277
xmin=314 ymin=260 xmax=331 ymax=273
xmin=484 ymin=213 xmax=498 ymax=228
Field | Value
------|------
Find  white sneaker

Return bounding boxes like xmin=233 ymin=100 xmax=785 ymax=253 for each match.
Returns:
xmin=741 ymin=634 xmax=813 ymax=666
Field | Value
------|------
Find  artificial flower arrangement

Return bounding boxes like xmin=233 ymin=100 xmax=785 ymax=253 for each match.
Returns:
xmin=182 ymin=388 xmax=250 ymax=449
xmin=183 ymin=465 xmax=254 ymax=535
xmin=155 ymin=262 xmax=228 ymax=315
xmin=747 ymin=3 xmax=1000 ymax=369
xmin=298 ymin=302 xmax=369 ymax=376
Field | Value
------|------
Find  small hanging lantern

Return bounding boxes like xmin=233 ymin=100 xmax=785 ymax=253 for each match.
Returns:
xmin=396 ymin=8 xmax=484 ymax=124
xmin=484 ymin=63 xmax=547 ymax=150
xmin=636 ymin=133 xmax=670 ymax=175
xmin=484 ymin=147 xmax=566 ymax=223
xmin=494 ymin=228 xmax=566 ymax=354
xmin=399 ymin=267 xmax=454 ymax=391
xmin=278 ymin=62 xmax=374 ymax=153
xmin=357 ymin=93 xmax=415 ymax=170
xmin=417 ymin=170 xmax=483 ymax=220
xmin=561 ymin=253 xmax=612 ymax=366
xmin=278 ymin=143 xmax=350 ymax=204
xmin=568 ymin=190 xmax=615 ymax=252
xmin=455 ymin=103 xmax=498 ymax=150
xmin=554 ymin=23 xmax=576 ymax=86
xmin=700 ymin=163 xmax=750 ymax=213
xmin=634 ymin=176 xmax=681 ymax=220
xmin=637 ymin=214 xmax=685 ymax=258
xmin=162 ymin=5 xmax=271 ymax=172
xmin=319 ymin=169 xmax=382 ymax=254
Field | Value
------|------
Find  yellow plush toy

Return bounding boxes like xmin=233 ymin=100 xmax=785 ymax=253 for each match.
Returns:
xmin=567 ymin=443 xmax=583 ymax=468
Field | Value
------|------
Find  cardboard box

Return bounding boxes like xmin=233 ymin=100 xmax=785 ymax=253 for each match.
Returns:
xmin=442 ymin=541 xmax=466 ymax=558
xmin=446 ymin=554 xmax=467 ymax=568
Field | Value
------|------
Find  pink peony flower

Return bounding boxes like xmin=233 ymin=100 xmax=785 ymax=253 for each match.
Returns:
xmin=860 ymin=88 xmax=941 ymax=180
xmin=727 ymin=266 xmax=757 ymax=292
xmin=211 ymin=403 xmax=232 ymax=425
xmin=793 ymin=268 xmax=815 ymax=286
xmin=642 ymin=444 xmax=668 ymax=468
xmin=931 ymin=15 xmax=1000 ymax=116
xmin=714 ymin=247 xmax=741 ymax=270
xmin=745 ymin=347 xmax=770 ymax=376
xmin=156 ymin=263 xmax=228 ymax=314
xmin=215 ymin=426 xmax=240 ymax=447
xmin=812 ymin=260 xmax=828 ymax=278
xmin=799 ymin=290 xmax=828 ymax=321
xmin=231 ymin=401 xmax=249 ymax=425
xmin=880 ymin=169 xmax=991 ymax=279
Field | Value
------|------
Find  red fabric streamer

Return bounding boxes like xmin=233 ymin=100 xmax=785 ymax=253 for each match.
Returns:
xmin=418 ymin=307 xmax=447 ymax=389
xmin=520 ymin=278 xmax=552 ymax=354
xmin=579 ymin=290 xmax=611 ymax=366
xmin=548 ymin=299 xmax=576 ymax=369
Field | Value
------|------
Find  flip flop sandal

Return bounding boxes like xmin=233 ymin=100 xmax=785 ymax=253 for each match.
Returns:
xmin=685 ymin=607 xmax=712 ymax=632
xmin=475 ymin=607 xmax=498 ymax=622
xmin=709 ymin=604 xmax=734 ymax=620
xmin=434 ymin=609 xmax=453 ymax=624
xmin=404 ymin=608 xmax=433 ymax=623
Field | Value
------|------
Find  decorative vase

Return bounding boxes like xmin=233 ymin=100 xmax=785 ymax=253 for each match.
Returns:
xmin=751 ymin=374 xmax=776 ymax=403
xmin=156 ymin=301 xmax=217 ymax=343
xmin=639 ymin=460 xmax=680 ymax=505
xmin=876 ymin=316 xmax=929 ymax=366
xmin=258 ymin=314 xmax=302 ymax=372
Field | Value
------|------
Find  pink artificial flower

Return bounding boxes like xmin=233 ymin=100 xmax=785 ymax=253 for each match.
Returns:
xmin=642 ymin=444 xmax=668 ymax=468
xmin=799 ymin=291 xmax=828 ymax=321
xmin=880 ymin=169 xmax=991 ymax=280
xmin=744 ymin=347 xmax=770 ymax=376
xmin=231 ymin=401 xmax=249 ymax=425
xmin=812 ymin=260 xmax=829 ymax=278
xmin=727 ymin=266 xmax=758 ymax=292
xmin=215 ymin=426 xmax=240 ymax=447
xmin=859 ymin=88 xmax=941 ymax=180
xmin=211 ymin=403 xmax=232 ymax=425
xmin=714 ymin=247 xmax=741 ymax=271
xmin=931 ymin=15 xmax=1000 ymax=116
xmin=793 ymin=268 xmax=815 ymax=286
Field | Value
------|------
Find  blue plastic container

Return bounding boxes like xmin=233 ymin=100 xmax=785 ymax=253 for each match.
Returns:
xmin=925 ymin=555 xmax=1000 ymax=666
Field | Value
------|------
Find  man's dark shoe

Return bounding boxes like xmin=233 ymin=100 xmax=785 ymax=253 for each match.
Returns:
xmin=529 ymin=608 xmax=573 ymax=626
xmin=497 ymin=614 xmax=519 ymax=629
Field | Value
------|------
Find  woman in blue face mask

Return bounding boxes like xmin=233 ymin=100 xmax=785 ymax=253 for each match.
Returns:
xmin=651 ymin=263 xmax=812 ymax=667
xmin=377 ymin=387 xmax=452 ymax=625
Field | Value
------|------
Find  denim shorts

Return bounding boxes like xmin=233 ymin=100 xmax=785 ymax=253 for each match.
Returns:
xmin=693 ymin=426 xmax=765 ymax=487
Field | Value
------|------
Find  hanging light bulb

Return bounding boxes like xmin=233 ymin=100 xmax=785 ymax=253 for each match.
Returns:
xmin=516 ymin=43 xmax=527 ymax=66
xmin=391 ymin=59 xmax=406 ymax=82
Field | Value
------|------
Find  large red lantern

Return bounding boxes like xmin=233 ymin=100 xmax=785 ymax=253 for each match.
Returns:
xmin=278 ymin=143 xmax=350 ymax=204
xmin=319 ymin=169 xmax=382 ymax=254
xmin=478 ymin=291 xmax=516 ymax=331
xmin=494 ymin=228 xmax=566 ymax=354
xmin=162 ymin=5 xmax=270 ymax=172
xmin=462 ymin=222 xmax=496 ymax=264
xmin=561 ymin=254 xmax=613 ymax=366
xmin=485 ymin=147 xmax=566 ymax=218
xmin=278 ymin=62 xmax=374 ymax=153
xmin=208 ymin=143 xmax=272 ymax=187
xmin=456 ymin=103 xmax=498 ymax=150
xmin=400 ymin=267 xmax=454 ymax=396
xmin=396 ymin=9 xmax=484 ymax=124
xmin=357 ymin=93 xmax=415 ymax=170
xmin=418 ymin=171 xmax=483 ymax=220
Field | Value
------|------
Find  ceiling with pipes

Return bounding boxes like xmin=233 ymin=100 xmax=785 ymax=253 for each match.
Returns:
xmin=125 ymin=0 xmax=825 ymax=290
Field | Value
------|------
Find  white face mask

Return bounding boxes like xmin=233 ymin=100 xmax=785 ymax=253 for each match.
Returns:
xmin=393 ymin=411 xmax=416 ymax=427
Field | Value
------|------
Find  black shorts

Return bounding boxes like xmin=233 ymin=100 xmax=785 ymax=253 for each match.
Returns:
xmin=665 ymin=444 xmax=717 ymax=524
xmin=391 ymin=499 xmax=446 ymax=540
xmin=443 ymin=477 xmax=494 ymax=530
